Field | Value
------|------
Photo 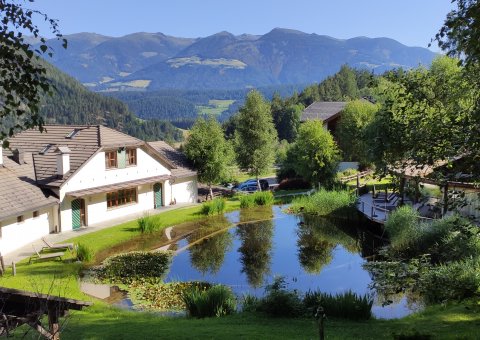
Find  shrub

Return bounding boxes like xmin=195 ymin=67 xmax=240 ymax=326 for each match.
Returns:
xmin=384 ymin=206 xmax=422 ymax=251
xmin=240 ymin=194 xmax=256 ymax=208
xmin=420 ymin=257 xmax=480 ymax=304
xmin=303 ymin=290 xmax=373 ymax=320
xmin=201 ymin=198 xmax=226 ymax=216
xmin=241 ymin=294 xmax=260 ymax=312
xmin=290 ymin=189 xmax=356 ymax=217
xmin=137 ymin=214 xmax=164 ymax=233
xmin=253 ymin=191 xmax=274 ymax=206
xmin=76 ymin=243 xmax=93 ymax=262
xmin=100 ymin=251 xmax=173 ymax=284
xmin=257 ymin=277 xmax=303 ymax=317
xmin=182 ymin=284 xmax=236 ymax=318
xmin=277 ymin=178 xmax=311 ymax=190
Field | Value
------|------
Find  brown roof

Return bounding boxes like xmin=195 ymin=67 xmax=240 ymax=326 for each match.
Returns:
xmin=0 ymin=166 xmax=57 ymax=220
xmin=6 ymin=125 xmax=144 ymax=188
xmin=301 ymin=101 xmax=347 ymax=122
xmin=148 ymin=141 xmax=197 ymax=179
xmin=67 ymin=174 xmax=171 ymax=198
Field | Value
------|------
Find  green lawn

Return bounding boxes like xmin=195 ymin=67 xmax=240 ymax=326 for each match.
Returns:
xmin=197 ymin=99 xmax=235 ymax=116
xmin=3 ymin=198 xmax=480 ymax=339
xmin=58 ymin=300 xmax=480 ymax=339
xmin=232 ymin=167 xmax=277 ymax=183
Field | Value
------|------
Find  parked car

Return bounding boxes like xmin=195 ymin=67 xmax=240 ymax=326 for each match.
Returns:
xmin=233 ymin=179 xmax=269 ymax=192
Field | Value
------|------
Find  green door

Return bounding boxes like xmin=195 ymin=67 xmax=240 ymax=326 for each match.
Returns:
xmin=154 ymin=183 xmax=162 ymax=208
xmin=72 ymin=198 xmax=86 ymax=229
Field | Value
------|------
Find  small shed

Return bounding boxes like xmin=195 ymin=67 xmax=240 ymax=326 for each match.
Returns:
xmin=0 ymin=286 xmax=92 ymax=339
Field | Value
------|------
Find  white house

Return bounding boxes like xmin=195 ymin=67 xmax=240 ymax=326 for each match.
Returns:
xmin=0 ymin=125 xmax=197 ymax=255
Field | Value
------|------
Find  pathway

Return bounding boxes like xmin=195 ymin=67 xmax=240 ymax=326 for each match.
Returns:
xmin=3 ymin=203 xmax=197 ymax=265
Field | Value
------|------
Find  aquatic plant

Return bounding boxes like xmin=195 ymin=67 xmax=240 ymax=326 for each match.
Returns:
xmin=100 ymin=251 xmax=173 ymax=284
xmin=182 ymin=284 xmax=236 ymax=318
xmin=290 ymin=189 xmax=356 ymax=217
xmin=76 ymin=243 xmax=93 ymax=262
xmin=201 ymin=198 xmax=226 ymax=215
xmin=137 ymin=214 xmax=164 ymax=233
xmin=240 ymin=191 xmax=274 ymax=208
xmin=303 ymin=290 xmax=373 ymax=320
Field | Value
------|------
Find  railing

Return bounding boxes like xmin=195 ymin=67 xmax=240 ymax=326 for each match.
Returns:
xmin=356 ymin=195 xmax=436 ymax=224
xmin=339 ymin=170 xmax=373 ymax=183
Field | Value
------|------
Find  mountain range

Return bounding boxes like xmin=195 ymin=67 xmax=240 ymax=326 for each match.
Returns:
xmin=39 ymin=28 xmax=437 ymax=91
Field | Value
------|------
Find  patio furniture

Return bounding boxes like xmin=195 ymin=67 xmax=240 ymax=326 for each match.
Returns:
xmin=29 ymin=245 xmax=64 ymax=264
xmin=41 ymin=237 xmax=74 ymax=252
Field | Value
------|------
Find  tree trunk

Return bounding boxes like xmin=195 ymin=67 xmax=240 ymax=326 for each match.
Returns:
xmin=209 ymin=184 xmax=214 ymax=201
xmin=257 ymin=176 xmax=262 ymax=192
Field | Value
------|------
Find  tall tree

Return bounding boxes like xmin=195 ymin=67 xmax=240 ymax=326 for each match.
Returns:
xmin=184 ymin=115 xmax=233 ymax=199
xmin=271 ymin=93 xmax=303 ymax=142
xmin=0 ymin=0 xmax=66 ymax=144
xmin=235 ymin=90 xmax=278 ymax=189
xmin=283 ymin=120 xmax=340 ymax=187
xmin=336 ymin=99 xmax=379 ymax=165
xmin=366 ymin=57 xmax=476 ymax=175
xmin=434 ymin=0 xmax=480 ymax=171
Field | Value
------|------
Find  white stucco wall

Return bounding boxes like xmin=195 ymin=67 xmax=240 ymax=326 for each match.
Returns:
xmin=60 ymin=148 xmax=170 ymax=200
xmin=0 ymin=207 xmax=54 ymax=255
xmin=172 ymin=177 xmax=198 ymax=203
xmin=59 ymin=147 xmax=175 ymax=231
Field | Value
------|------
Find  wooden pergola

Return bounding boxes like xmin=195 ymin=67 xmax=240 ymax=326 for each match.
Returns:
xmin=0 ymin=287 xmax=92 ymax=339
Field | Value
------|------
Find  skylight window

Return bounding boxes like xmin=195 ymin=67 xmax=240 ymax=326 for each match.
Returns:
xmin=66 ymin=129 xmax=80 ymax=139
xmin=40 ymin=144 xmax=53 ymax=154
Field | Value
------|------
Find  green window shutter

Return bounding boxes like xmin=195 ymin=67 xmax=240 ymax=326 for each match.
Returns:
xmin=117 ymin=149 xmax=126 ymax=169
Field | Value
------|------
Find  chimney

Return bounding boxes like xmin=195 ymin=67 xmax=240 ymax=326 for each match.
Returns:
xmin=13 ymin=148 xmax=25 ymax=164
xmin=55 ymin=146 xmax=71 ymax=178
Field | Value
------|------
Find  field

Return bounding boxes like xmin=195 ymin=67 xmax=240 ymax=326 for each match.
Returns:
xmin=197 ymin=99 xmax=236 ymax=116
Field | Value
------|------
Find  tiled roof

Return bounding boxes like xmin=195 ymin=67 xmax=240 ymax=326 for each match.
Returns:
xmin=6 ymin=125 xmax=144 ymax=188
xmin=0 ymin=167 xmax=57 ymax=220
xmin=301 ymin=101 xmax=347 ymax=122
xmin=148 ymin=141 xmax=197 ymax=179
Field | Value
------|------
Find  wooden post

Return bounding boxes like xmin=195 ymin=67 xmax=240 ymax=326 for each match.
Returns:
xmin=372 ymin=185 xmax=376 ymax=198
xmin=399 ymin=176 xmax=406 ymax=205
xmin=385 ymin=186 xmax=388 ymax=202
xmin=12 ymin=262 xmax=16 ymax=276
xmin=48 ymin=307 xmax=60 ymax=340
xmin=315 ymin=306 xmax=325 ymax=340
xmin=356 ymin=174 xmax=360 ymax=191
xmin=443 ymin=182 xmax=449 ymax=217
xmin=0 ymin=252 xmax=4 ymax=275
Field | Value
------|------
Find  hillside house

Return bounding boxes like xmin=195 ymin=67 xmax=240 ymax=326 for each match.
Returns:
xmin=0 ymin=125 xmax=197 ymax=255
xmin=300 ymin=101 xmax=346 ymax=135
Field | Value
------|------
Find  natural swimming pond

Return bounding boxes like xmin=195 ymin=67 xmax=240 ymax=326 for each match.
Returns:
xmin=162 ymin=205 xmax=419 ymax=319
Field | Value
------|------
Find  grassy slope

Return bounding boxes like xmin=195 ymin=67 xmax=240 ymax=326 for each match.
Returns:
xmin=59 ymin=301 xmax=480 ymax=340
xmin=2 ymin=199 xmax=480 ymax=339
xmin=196 ymin=99 xmax=235 ymax=115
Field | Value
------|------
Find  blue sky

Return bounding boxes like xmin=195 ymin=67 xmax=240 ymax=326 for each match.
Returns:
xmin=31 ymin=0 xmax=454 ymax=50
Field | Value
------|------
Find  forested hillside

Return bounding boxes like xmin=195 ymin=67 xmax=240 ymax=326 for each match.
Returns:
xmin=108 ymin=84 xmax=305 ymax=128
xmin=38 ymin=62 xmax=183 ymax=142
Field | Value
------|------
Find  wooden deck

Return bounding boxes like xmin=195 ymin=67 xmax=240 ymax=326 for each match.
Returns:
xmin=356 ymin=192 xmax=403 ymax=224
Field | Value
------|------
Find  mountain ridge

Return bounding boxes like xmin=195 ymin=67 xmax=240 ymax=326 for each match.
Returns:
xmin=40 ymin=28 xmax=437 ymax=91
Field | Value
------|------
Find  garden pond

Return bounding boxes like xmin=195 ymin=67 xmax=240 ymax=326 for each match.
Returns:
xmin=91 ymin=205 xmax=421 ymax=319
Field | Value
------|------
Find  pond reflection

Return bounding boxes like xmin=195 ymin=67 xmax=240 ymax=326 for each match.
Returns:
xmin=187 ymin=216 xmax=233 ymax=275
xmin=236 ymin=207 xmax=274 ymax=287
xmin=90 ymin=205 xmax=415 ymax=319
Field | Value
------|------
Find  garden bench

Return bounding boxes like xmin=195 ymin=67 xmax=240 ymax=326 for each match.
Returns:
xmin=29 ymin=245 xmax=64 ymax=264
xmin=41 ymin=237 xmax=74 ymax=252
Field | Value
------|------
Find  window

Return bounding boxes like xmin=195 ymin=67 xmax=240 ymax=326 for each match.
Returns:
xmin=33 ymin=211 xmax=39 ymax=218
xmin=40 ymin=144 xmax=53 ymax=155
xmin=107 ymin=188 xmax=137 ymax=208
xmin=17 ymin=215 xmax=24 ymax=223
xmin=127 ymin=148 xmax=137 ymax=166
xmin=105 ymin=151 xmax=117 ymax=169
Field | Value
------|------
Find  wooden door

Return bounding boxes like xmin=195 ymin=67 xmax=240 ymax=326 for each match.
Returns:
xmin=153 ymin=183 xmax=163 ymax=209
xmin=72 ymin=198 xmax=86 ymax=229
